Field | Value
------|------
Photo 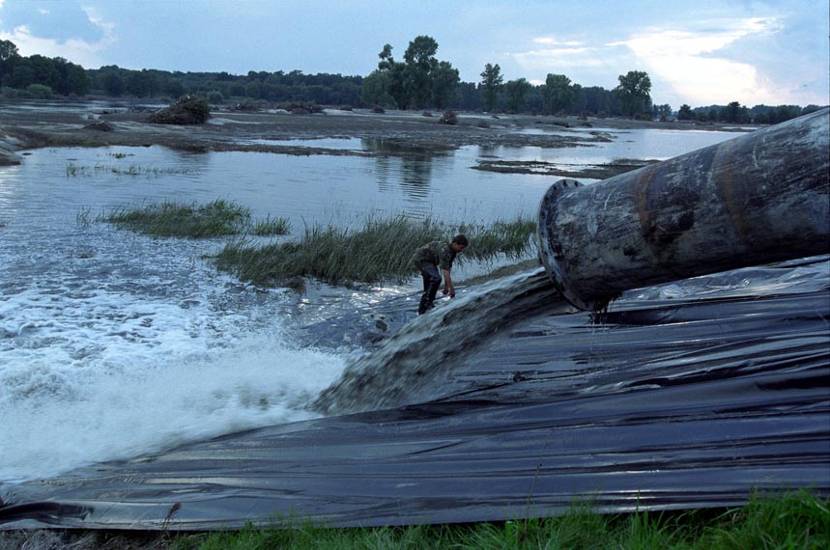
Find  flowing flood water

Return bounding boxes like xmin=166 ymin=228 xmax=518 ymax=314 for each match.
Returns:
xmin=0 ymin=127 xmax=741 ymax=482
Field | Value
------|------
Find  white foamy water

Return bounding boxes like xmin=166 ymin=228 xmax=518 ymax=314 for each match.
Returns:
xmin=0 ymin=325 xmax=344 ymax=482
xmin=0 ymin=150 xmax=350 ymax=482
xmin=0 ymin=255 xmax=347 ymax=482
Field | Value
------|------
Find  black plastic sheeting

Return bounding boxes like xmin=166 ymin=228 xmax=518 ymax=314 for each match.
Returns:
xmin=1 ymin=257 xmax=828 ymax=530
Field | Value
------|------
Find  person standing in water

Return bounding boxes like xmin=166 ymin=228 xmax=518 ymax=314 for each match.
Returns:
xmin=411 ymin=234 xmax=468 ymax=315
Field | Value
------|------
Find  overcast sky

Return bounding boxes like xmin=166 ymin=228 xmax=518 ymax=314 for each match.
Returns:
xmin=0 ymin=0 xmax=827 ymax=107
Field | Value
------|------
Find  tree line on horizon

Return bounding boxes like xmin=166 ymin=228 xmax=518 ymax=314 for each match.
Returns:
xmin=0 ymin=36 xmax=823 ymax=124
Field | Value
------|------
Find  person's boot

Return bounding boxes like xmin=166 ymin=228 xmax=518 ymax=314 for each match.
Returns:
xmin=418 ymin=294 xmax=429 ymax=315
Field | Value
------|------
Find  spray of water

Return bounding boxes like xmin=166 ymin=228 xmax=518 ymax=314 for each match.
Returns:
xmin=313 ymin=268 xmax=570 ymax=415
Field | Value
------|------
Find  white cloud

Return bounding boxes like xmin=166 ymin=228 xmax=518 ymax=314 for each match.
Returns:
xmin=532 ymin=36 xmax=583 ymax=47
xmin=511 ymin=42 xmax=606 ymax=71
xmin=610 ymin=18 xmax=786 ymax=104
xmin=0 ymin=0 xmax=5 ymax=9
xmin=0 ymin=6 xmax=115 ymax=68
xmin=38 ymin=8 xmax=50 ymax=16
xmin=509 ymin=33 xmax=623 ymax=78
xmin=81 ymin=5 xmax=115 ymax=37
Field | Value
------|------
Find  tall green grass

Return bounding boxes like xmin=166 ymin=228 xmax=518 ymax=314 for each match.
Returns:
xmin=252 ymin=215 xmax=292 ymax=236
xmin=173 ymin=491 xmax=829 ymax=550
xmin=102 ymin=200 xmax=290 ymax=238
xmin=214 ymin=215 xmax=537 ymax=286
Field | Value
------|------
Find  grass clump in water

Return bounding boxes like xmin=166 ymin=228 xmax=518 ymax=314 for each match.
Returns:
xmin=172 ymin=491 xmax=829 ymax=550
xmin=102 ymin=200 xmax=291 ymax=239
xmin=105 ymin=200 xmax=252 ymax=238
xmin=252 ymin=216 xmax=292 ymax=236
xmin=215 ymin=215 xmax=536 ymax=286
xmin=65 ymin=162 xmax=196 ymax=177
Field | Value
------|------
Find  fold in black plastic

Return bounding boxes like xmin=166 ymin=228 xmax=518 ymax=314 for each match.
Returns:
xmin=1 ymin=258 xmax=828 ymax=530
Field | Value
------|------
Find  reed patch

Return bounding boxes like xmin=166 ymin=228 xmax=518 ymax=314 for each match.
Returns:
xmin=214 ymin=215 xmax=537 ymax=286
xmin=101 ymin=200 xmax=290 ymax=238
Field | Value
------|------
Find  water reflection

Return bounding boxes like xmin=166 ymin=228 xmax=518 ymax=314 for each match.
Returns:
xmin=364 ymin=138 xmax=447 ymax=218
xmin=0 ymin=165 xmax=24 ymax=221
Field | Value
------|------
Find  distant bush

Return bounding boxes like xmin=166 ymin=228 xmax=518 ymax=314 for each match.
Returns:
xmin=149 ymin=95 xmax=210 ymax=125
xmin=1 ymin=86 xmax=23 ymax=98
xmin=372 ymin=105 xmax=385 ymax=114
xmin=26 ymin=84 xmax=53 ymax=99
xmin=439 ymin=110 xmax=458 ymax=125
xmin=207 ymin=90 xmax=224 ymax=104
xmin=276 ymin=101 xmax=323 ymax=115
xmin=422 ymin=111 xmax=433 ymax=117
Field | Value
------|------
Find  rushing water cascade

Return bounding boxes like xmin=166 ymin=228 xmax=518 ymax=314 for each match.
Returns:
xmin=313 ymin=268 xmax=569 ymax=414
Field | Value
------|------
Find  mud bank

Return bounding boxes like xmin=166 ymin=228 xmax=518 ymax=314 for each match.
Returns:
xmin=472 ymin=158 xmax=660 ymax=178
xmin=0 ymin=100 xmax=753 ymax=161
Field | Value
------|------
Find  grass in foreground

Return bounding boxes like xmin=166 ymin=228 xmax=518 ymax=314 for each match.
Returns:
xmin=172 ymin=491 xmax=829 ymax=550
xmin=214 ymin=215 xmax=537 ymax=286
xmin=101 ymin=200 xmax=290 ymax=238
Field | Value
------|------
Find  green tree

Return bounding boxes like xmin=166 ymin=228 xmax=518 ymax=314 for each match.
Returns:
xmin=403 ymin=35 xmax=438 ymax=108
xmin=164 ymin=78 xmax=185 ymax=98
xmin=361 ymin=69 xmax=395 ymax=107
xmin=377 ymin=44 xmax=407 ymax=109
xmin=504 ymin=78 xmax=531 ymax=113
xmin=677 ymin=104 xmax=693 ymax=120
xmin=724 ymin=101 xmax=741 ymax=123
xmin=655 ymin=103 xmax=672 ymax=121
xmin=431 ymin=60 xmax=459 ymax=109
xmin=0 ymin=39 xmax=20 ymax=87
xmin=543 ymin=73 xmax=576 ymax=114
xmin=723 ymin=101 xmax=752 ymax=123
xmin=125 ymin=70 xmax=159 ymax=97
xmin=615 ymin=70 xmax=652 ymax=117
xmin=0 ymin=39 xmax=18 ymax=62
xmin=26 ymin=83 xmax=53 ymax=98
xmin=480 ymin=63 xmax=502 ymax=112
xmin=100 ymin=70 xmax=125 ymax=96
xmin=374 ymin=37 xmax=456 ymax=109
xmin=67 ymin=64 xmax=89 ymax=95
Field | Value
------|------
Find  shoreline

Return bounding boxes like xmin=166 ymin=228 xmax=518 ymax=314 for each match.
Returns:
xmin=0 ymin=99 xmax=758 ymax=167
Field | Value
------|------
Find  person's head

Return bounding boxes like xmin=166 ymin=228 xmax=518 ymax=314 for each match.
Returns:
xmin=450 ymin=234 xmax=468 ymax=253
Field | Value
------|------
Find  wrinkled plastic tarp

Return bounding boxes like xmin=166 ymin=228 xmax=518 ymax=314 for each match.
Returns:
xmin=1 ymin=257 xmax=828 ymax=530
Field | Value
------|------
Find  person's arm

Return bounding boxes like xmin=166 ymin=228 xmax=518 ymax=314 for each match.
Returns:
xmin=442 ymin=268 xmax=455 ymax=298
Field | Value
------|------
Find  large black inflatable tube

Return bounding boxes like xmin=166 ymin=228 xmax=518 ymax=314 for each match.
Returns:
xmin=538 ymin=109 xmax=830 ymax=310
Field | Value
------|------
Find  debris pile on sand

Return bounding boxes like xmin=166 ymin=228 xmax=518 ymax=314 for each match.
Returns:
xmin=230 ymin=100 xmax=265 ymax=112
xmin=83 ymin=120 xmax=115 ymax=132
xmin=439 ymin=110 xmax=458 ymax=125
xmin=148 ymin=96 xmax=211 ymax=125
xmin=277 ymin=101 xmax=323 ymax=115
